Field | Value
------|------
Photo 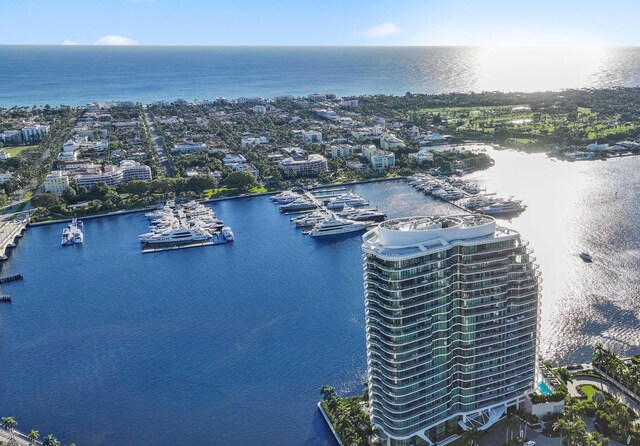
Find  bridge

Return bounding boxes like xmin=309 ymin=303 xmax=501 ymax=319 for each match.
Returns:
xmin=0 ymin=218 xmax=28 ymax=260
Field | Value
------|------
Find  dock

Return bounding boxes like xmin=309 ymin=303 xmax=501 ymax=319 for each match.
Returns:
xmin=0 ymin=273 xmax=23 ymax=284
xmin=0 ymin=219 xmax=28 ymax=260
xmin=142 ymin=235 xmax=228 ymax=254
xmin=0 ymin=295 xmax=12 ymax=303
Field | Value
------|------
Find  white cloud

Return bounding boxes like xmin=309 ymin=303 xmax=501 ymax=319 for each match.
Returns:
xmin=361 ymin=22 xmax=400 ymax=39
xmin=95 ymin=35 xmax=138 ymax=46
xmin=63 ymin=40 xmax=80 ymax=45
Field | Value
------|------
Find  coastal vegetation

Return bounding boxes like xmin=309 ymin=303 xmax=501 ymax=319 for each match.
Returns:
xmin=358 ymin=88 xmax=640 ymax=150
xmin=0 ymin=416 xmax=73 ymax=446
xmin=319 ymin=385 xmax=376 ymax=446
xmin=593 ymin=344 xmax=640 ymax=398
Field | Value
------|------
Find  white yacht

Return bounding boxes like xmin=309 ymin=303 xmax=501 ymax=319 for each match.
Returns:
xmin=221 ymin=227 xmax=235 ymax=242
xmin=61 ymin=218 xmax=83 ymax=246
xmin=325 ymin=193 xmax=369 ymax=209
xmin=307 ymin=217 xmax=368 ymax=237
xmin=478 ymin=200 xmax=526 ymax=215
xmin=339 ymin=208 xmax=387 ymax=222
xmin=142 ymin=227 xmax=211 ymax=245
xmin=279 ymin=199 xmax=317 ymax=212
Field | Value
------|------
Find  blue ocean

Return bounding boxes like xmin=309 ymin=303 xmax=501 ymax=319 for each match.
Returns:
xmin=2 ymin=46 xmax=640 ymax=106
xmin=2 ymin=46 xmax=640 ymax=445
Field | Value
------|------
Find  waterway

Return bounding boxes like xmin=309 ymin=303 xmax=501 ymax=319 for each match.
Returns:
xmin=0 ymin=152 xmax=639 ymax=444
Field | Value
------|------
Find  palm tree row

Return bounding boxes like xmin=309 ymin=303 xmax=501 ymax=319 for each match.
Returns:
xmin=320 ymin=385 xmax=377 ymax=446
xmin=593 ymin=343 xmax=640 ymax=397
xmin=1 ymin=416 xmax=74 ymax=446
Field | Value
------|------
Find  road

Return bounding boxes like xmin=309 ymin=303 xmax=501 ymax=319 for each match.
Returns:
xmin=478 ymin=418 xmax=563 ymax=446
xmin=144 ymin=111 xmax=174 ymax=177
xmin=568 ymin=376 xmax=640 ymax=415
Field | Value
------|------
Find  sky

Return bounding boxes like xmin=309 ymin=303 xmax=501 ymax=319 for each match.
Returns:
xmin=0 ymin=0 xmax=638 ymax=46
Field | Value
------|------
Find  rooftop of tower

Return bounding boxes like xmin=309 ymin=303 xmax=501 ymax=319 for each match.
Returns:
xmin=363 ymin=214 xmax=519 ymax=258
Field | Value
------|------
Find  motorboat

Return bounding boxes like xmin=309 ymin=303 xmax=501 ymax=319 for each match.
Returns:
xmin=579 ymin=252 xmax=593 ymax=262
xmin=221 ymin=227 xmax=235 ymax=242
xmin=307 ymin=217 xmax=368 ymax=237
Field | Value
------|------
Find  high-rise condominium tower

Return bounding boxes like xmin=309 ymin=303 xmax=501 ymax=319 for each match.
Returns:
xmin=362 ymin=215 xmax=540 ymax=446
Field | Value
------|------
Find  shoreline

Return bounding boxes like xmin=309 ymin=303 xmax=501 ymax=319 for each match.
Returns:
xmin=28 ymin=176 xmax=406 ymax=226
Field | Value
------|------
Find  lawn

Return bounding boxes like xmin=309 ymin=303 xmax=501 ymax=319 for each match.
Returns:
xmin=3 ymin=145 xmax=38 ymax=157
xmin=580 ymin=384 xmax=598 ymax=401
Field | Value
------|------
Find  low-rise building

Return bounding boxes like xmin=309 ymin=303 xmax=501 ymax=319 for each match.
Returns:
xmin=346 ymin=160 xmax=367 ymax=172
xmin=330 ymin=144 xmax=355 ymax=158
xmin=564 ymin=151 xmax=594 ymax=160
xmin=281 ymin=146 xmax=306 ymax=159
xmin=340 ymin=97 xmax=359 ymax=108
xmin=223 ymin=154 xmax=247 ymax=165
xmin=0 ymin=130 xmax=22 ymax=144
xmin=230 ymin=162 xmax=259 ymax=176
xmin=241 ymin=136 xmax=268 ymax=148
xmin=252 ymin=105 xmax=267 ymax=115
xmin=44 ymin=171 xmax=70 ymax=195
xmin=380 ymin=133 xmax=406 ymax=150
xmin=409 ymin=148 xmax=435 ymax=163
xmin=74 ymin=160 xmax=151 ymax=188
xmin=302 ymin=131 xmax=322 ymax=144
xmin=0 ymin=172 xmax=13 ymax=184
xmin=363 ymin=144 xmax=395 ymax=170
xmin=22 ymin=124 xmax=49 ymax=143
xmin=173 ymin=142 xmax=208 ymax=152
xmin=278 ymin=154 xmax=328 ymax=177
xmin=0 ymin=151 xmax=11 ymax=160
xmin=119 ymin=160 xmax=152 ymax=182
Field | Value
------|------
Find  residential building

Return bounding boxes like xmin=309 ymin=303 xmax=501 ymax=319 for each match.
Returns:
xmin=252 ymin=105 xmax=267 ymax=115
xmin=341 ymin=97 xmax=359 ymax=108
xmin=278 ymin=154 xmax=327 ymax=177
xmin=363 ymin=145 xmax=395 ymax=170
xmin=0 ymin=130 xmax=22 ymax=144
xmin=281 ymin=147 xmax=306 ymax=159
xmin=362 ymin=215 xmax=540 ymax=445
xmin=119 ymin=160 xmax=152 ymax=182
xmin=230 ymin=163 xmax=259 ymax=176
xmin=74 ymin=161 xmax=151 ymax=188
xmin=173 ymin=142 xmax=208 ymax=152
xmin=0 ymin=172 xmax=13 ymax=184
xmin=21 ymin=124 xmax=49 ymax=143
xmin=308 ymin=93 xmax=327 ymax=102
xmin=0 ymin=151 xmax=10 ymax=160
xmin=241 ymin=136 xmax=268 ymax=148
xmin=409 ymin=148 xmax=435 ymax=163
xmin=74 ymin=167 xmax=124 ymax=188
xmin=352 ymin=125 xmax=384 ymax=142
xmin=380 ymin=133 xmax=406 ymax=150
xmin=330 ymin=144 xmax=355 ymax=158
xmin=43 ymin=171 xmax=70 ymax=195
xmin=223 ymin=154 xmax=247 ymax=165
xmin=346 ymin=160 xmax=367 ymax=172
xmin=302 ymin=131 xmax=323 ymax=144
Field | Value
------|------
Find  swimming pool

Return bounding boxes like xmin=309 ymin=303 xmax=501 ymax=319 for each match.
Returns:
xmin=538 ymin=381 xmax=553 ymax=395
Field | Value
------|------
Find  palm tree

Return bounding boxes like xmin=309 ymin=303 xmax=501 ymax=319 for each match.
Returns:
xmin=27 ymin=430 xmax=39 ymax=445
xmin=504 ymin=414 xmax=520 ymax=444
xmin=1 ymin=417 xmax=17 ymax=440
xmin=319 ymin=385 xmax=337 ymax=402
xmin=461 ymin=427 xmax=483 ymax=446
xmin=42 ymin=434 xmax=60 ymax=446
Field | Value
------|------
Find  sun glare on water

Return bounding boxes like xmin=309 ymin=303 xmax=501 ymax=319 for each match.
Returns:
xmin=473 ymin=46 xmax=607 ymax=92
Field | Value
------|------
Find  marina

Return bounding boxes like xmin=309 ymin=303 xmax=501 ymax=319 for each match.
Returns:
xmin=1 ymin=156 xmax=640 ymax=445
xmin=271 ymin=186 xmax=388 ymax=238
xmin=139 ymin=199 xmax=233 ymax=251
xmin=406 ymin=172 xmax=526 ymax=217
xmin=61 ymin=218 xmax=83 ymax=246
